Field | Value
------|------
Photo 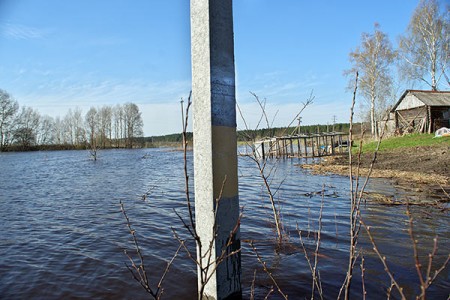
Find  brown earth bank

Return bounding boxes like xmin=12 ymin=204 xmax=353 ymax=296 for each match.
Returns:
xmin=301 ymin=144 xmax=450 ymax=205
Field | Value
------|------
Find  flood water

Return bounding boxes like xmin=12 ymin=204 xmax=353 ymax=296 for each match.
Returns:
xmin=0 ymin=149 xmax=448 ymax=299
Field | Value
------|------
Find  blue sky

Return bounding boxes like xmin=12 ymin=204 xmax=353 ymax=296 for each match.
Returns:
xmin=0 ymin=1 xmax=423 ymax=136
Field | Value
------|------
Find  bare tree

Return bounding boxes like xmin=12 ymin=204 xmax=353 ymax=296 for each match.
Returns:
xmin=63 ymin=109 xmax=75 ymax=145
xmin=37 ymin=115 xmax=55 ymax=146
xmin=72 ymin=107 xmax=86 ymax=146
xmin=12 ymin=106 xmax=41 ymax=149
xmin=112 ymin=105 xmax=123 ymax=148
xmin=123 ymin=103 xmax=143 ymax=148
xmin=99 ymin=105 xmax=112 ymax=148
xmin=345 ymin=23 xmax=396 ymax=139
xmin=60 ymin=107 xmax=86 ymax=147
xmin=398 ymin=0 xmax=449 ymax=90
xmin=85 ymin=107 xmax=99 ymax=159
xmin=0 ymin=89 xmax=19 ymax=151
xmin=53 ymin=116 xmax=64 ymax=145
xmin=85 ymin=107 xmax=98 ymax=145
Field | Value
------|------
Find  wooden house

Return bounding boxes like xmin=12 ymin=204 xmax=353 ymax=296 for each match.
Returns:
xmin=390 ymin=90 xmax=450 ymax=134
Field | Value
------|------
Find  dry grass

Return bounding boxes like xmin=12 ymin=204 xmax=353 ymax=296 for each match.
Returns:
xmin=302 ymin=163 xmax=449 ymax=185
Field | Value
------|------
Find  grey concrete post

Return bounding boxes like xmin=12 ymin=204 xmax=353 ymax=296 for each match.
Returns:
xmin=190 ymin=0 xmax=241 ymax=299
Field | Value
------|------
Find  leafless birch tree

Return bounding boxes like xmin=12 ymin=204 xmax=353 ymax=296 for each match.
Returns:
xmin=345 ymin=24 xmax=396 ymax=139
xmin=398 ymin=0 xmax=449 ymax=90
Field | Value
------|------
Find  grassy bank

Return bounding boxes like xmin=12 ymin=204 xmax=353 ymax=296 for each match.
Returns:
xmin=357 ymin=133 xmax=450 ymax=153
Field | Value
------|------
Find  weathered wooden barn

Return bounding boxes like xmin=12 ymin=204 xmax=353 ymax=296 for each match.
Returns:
xmin=390 ymin=90 xmax=450 ymax=134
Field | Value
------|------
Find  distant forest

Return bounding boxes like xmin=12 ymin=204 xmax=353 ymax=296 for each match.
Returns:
xmin=142 ymin=123 xmax=358 ymax=146
xmin=236 ymin=123 xmax=353 ymax=141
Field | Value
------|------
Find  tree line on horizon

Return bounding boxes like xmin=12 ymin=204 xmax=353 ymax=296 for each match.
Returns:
xmin=0 ymin=89 xmax=144 ymax=152
xmin=236 ymin=123 xmax=357 ymax=142
xmin=141 ymin=123 xmax=357 ymax=145
xmin=1 ymin=84 xmax=356 ymax=151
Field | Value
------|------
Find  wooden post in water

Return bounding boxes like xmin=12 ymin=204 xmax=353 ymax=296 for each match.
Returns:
xmin=316 ymin=135 xmax=320 ymax=157
xmin=303 ymin=137 xmax=308 ymax=157
xmin=331 ymin=134 xmax=335 ymax=155
xmin=276 ymin=138 xmax=279 ymax=157
xmin=191 ymin=0 xmax=242 ymax=298
xmin=289 ymin=138 xmax=295 ymax=157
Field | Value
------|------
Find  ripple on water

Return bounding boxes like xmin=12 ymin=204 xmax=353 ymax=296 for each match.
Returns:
xmin=0 ymin=149 xmax=448 ymax=299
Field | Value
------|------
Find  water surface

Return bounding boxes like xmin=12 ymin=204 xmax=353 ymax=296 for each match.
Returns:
xmin=0 ymin=149 xmax=448 ymax=299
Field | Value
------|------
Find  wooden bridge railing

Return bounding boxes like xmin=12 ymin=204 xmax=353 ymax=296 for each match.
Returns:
xmin=253 ymin=132 xmax=350 ymax=159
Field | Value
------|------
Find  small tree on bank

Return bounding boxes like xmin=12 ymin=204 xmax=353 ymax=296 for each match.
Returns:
xmin=345 ymin=24 xmax=396 ymax=139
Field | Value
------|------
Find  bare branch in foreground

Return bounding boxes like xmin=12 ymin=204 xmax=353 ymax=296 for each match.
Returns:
xmin=238 ymin=91 xmax=313 ymax=245
xmin=250 ymin=269 xmax=257 ymax=300
xmin=297 ymin=187 xmax=325 ymax=300
xmin=360 ymin=250 xmax=367 ymax=300
xmin=249 ymin=241 xmax=288 ymax=300
xmin=176 ymin=92 xmax=242 ymax=300
xmin=339 ymin=71 xmax=360 ymax=300
xmin=120 ymin=200 xmax=180 ymax=299
xmin=406 ymin=204 xmax=450 ymax=300
xmin=360 ymin=218 xmax=406 ymax=300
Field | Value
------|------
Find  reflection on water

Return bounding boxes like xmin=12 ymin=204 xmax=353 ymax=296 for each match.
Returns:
xmin=0 ymin=149 xmax=448 ymax=299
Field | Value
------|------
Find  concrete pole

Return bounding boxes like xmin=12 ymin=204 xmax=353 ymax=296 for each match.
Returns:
xmin=190 ymin=0 xmax=241 ymax=299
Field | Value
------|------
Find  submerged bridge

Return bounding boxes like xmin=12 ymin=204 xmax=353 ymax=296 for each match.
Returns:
xmin=254 ymin=132 xmax=350 ymax=159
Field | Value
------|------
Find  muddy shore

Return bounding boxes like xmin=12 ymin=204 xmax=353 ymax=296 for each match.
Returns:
xmin=301 ymin=144 xmax=450 ymax=204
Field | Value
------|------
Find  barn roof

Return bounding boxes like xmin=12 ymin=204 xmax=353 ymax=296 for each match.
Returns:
xmin=392 ymin=90 xmax=450 ymax=111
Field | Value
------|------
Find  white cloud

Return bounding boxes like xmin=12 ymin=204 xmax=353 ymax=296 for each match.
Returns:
xmin=87 ymin=36 xmax=128 ymax=47
xmin=12 ymin=75 xmax=191 ymax=136
xmin=15 ymin=78 xmax=352 ymax=137
xmin=0 ymin=23 xmax=47 ymax=40
xmin=141 ymin=102 xmax=190 ymax=136
xmin=7 ymin=66 xmax=353 ymax=137
xmin=234 ymin=69 xmax=356 ymax=130
xmin=236 ymin=70 xmax=323 ymax=106
xmin=237 ymin=98 xmax=353 ymax=131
